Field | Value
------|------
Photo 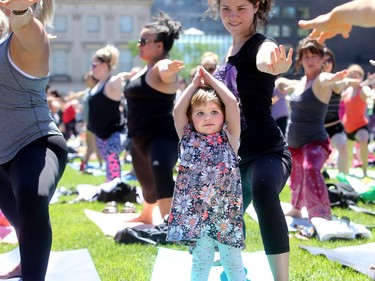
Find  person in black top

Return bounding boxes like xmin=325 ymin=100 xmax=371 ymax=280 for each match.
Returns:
xmin=123 ymin=12 xmax=184 ymax=224
xmin=88 ymin=45 xmax=127 ymax=182
xmin=207 ymin=0 xmax=293 ymax=280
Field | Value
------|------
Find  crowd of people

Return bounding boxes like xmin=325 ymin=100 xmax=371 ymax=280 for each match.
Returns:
xmin=1 ymin=0 xmax=375 ymax=280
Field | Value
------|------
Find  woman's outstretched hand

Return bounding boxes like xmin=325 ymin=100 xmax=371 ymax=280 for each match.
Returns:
xmin=267 ymin=45 xmax=293 ymax=75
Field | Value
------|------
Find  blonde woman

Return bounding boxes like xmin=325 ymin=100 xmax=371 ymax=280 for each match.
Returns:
xmin=88 ymin=45 xmax=128 ymax=182
xmin=0 ymin=1 xmax=68 ymax=280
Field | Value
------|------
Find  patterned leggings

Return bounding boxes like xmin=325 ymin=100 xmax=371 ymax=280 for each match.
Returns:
xmin=96 ymin=131 xmax=126 ymax=182
xmin=289 ymin=140 xmax=332 ymax=219
xmin=190 ymin=235 xmax=246 ymax=281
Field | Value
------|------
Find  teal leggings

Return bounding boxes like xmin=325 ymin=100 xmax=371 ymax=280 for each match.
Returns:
xmin=190 ymin=235 xmax=246 ymax=281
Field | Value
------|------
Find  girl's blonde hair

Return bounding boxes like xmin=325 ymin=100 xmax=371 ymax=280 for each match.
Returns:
xmin=32 ymin=0 xmax=54 ymax=28
xmin=347 ymin=64 xmax=364 ymax=80
xmin=93 ymin=45 xmax=120 ymax=70
xmin=187 ymin=86 xmax=225 ymax=124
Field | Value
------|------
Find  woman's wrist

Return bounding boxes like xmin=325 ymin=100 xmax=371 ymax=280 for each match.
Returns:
xmin=11 ymin=7 xmax=30 ymax=17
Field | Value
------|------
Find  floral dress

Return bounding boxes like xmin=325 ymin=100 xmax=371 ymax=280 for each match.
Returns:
xmin=167 ymin=124 xmax=244 ymax=248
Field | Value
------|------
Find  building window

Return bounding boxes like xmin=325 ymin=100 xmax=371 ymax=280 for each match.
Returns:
xmin=282 ymin=7 xmax=296 ymax=19
xmin=119 ymin=49 xmax=133 ymax=72
xmin=266 ymin=25 xmax=280 ymax=38
xmin=297 ymin=28 xmax=310 ymax=38
xmin=298 ymin=7 xmax=310 ymax=20
xmin=281 ymin=25 xmax=293 ymax=38
xmin=271 ymin=6 xmax=280 ymax=19
xmin=120 ymin=16 xmax=132 ymax=33
xmin=51 ymin=49 xmax=69 ymax=76
xmin=53 ymin=15 xmax=68 ymax=33
xmin=87 ymin=15 xmax=100 ymax=33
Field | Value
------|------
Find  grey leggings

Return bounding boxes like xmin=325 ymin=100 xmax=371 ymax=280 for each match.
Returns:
xmin=0 ymin=135 xmax=67 ymax=281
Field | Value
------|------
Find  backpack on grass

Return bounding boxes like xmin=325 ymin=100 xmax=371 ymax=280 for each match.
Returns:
xmin=326 ymin=182 xmax=363 ymax=208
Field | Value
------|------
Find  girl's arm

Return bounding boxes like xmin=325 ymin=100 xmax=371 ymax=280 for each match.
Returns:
xmin=199 ymin=67 xmax=241 ymax=147
xmin=173 ymin=71 xmax=200 ymax=139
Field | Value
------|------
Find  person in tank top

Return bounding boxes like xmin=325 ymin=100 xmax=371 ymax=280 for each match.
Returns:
xmin=284 ymin=38 xmax=348 ymax=220
xmin=0 ymin=1 xmax=67 ymax=280
xmin=123 ymin=12 xmax=185 ymax=224
xmin=207 ymin=0 xmax=294 ymax=280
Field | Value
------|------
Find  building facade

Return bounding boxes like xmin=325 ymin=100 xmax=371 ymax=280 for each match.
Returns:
xmin=50 ymin=0 xmax=375 ymax=93
xmin=49 ymin=0 xmax=153 ymax=93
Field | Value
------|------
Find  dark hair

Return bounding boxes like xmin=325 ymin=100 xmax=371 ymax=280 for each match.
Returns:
xmin=145 ymin=11 xmax=182 ymax=56
xmin=206 ymin=0 xmax=273 ymax=35
xmin=294 ymin=37 xmax=325 ymax=74
xmin=323 ymin=47 xmax=336 ymax=72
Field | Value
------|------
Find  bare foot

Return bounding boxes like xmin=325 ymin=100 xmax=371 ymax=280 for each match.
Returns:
xmin=284 ymin=208 xmax=302 ymax=218
xmin=127 ymin=215 xmax=153 ymax=225
xmin=0 ymin=263 xmax=22 ymax=279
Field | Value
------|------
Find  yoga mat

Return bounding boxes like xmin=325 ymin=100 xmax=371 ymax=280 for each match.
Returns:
xmin=151 ymin=247 xmax=273 ymax=281
xmin=84 ymin=208 xmax=163 ymax=237
xmin=0 ymin=226 xmax=18 ymax=244
xmin=0 ymin=248 xmax=100 ymax=281
xmin=300 ymin=242 xmax=375 ymax=279
xmin=246 ymin=202 xmax=312 ymax=232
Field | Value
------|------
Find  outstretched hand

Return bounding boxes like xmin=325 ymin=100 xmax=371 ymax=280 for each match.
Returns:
xmin=267 ymin=45 xmax=293 ymax=75
xmin=167 ymin=60 xmax=185 ymax=75
xmin=298 ymin=15 xmax=352 ymax=44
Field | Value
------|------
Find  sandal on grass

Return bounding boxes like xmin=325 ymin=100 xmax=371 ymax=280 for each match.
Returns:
xmin=120 ymin=202 xmax=136 ymax=213
xmin=103 ymin=201 xmax=118 ymax=214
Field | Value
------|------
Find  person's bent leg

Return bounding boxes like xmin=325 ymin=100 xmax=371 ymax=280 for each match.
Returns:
xmin=356 ymin=128 xmax=369 ymax=177
xmin=10 ymin=136 xmax=67 ymax=281
xmin=150 ymin=137 xmax=178 ymax=218
xmin=302 ymin=142 xmax=331 ymax=219
xmin=242 ymin=153 xmax=291 ymax=281
xmin=330 ymin=132 xmax=349 ymax=174
xmin=191 ymin=235 xmax=215 ymax=281
xmin=130 ymin=142 xmax=157 ymax=224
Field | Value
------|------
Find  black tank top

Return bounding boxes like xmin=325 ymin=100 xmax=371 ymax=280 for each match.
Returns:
xmin=123 ymin=71 xmax=178 ymax=145
xmin=214 ymin=33 xmax=286 ymax=161
xmin=88 ymin=81 xmax=125 ymax=139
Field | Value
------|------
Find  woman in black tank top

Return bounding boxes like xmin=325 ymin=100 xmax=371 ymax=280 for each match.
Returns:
xmin=123 ymin=12 xmax=184 ymax=224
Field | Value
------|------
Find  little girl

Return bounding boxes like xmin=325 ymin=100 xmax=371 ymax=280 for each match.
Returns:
xmin=167 ymin=66 xmax=246 ymax=280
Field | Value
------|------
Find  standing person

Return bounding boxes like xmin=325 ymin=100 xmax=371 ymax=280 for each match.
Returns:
xmin=207 ymin=1 xmax=293 ymax=280
xmin=80 ymin=71 xmax=103 ymax=172
xmin=285 ymin=38 xmax=348 ymax=220
xmin=341 ymin=64 xmax=374 ymax=178
xmin=123 ymin=12 xmax=184 ymax=223
xmin=322 ymin=47 xmax=349 ymax=177
xmin=167 ymin=66 xmax=245 ymax=280
xmin=88 ymin=45 xmax=127 ymax=182
xmin=298 ymin=0 xmax=375 ymax=43
xmin=0 ymin=1 xmax=68 ymax=280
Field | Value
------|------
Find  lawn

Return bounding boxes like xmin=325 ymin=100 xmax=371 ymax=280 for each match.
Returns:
xmin=1 ymin=162 xmax=375 ymax=281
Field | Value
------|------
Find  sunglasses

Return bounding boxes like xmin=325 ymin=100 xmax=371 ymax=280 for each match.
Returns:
xmin=324 ymin=58 xmax=333 ymax=64
xmin=138 ymin=37 xmax=156 ymax=47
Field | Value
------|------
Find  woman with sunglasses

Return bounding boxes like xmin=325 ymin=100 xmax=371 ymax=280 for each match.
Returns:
xmin=0 ymin=1 xmax=67 ymax=280
xmin=123 ymin=12 xmax=184 ymax=224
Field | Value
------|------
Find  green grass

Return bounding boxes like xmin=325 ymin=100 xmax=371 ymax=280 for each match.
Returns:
xmin=1 ymin=163 xmax=375 ymax=280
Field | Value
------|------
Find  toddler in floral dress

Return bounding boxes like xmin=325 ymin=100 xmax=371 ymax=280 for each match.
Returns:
xmin=167 ymin=66 xmax=245 ymax=281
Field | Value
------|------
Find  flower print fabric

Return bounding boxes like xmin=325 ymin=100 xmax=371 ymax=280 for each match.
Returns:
xmin=167 ymin=124 xmax=244 ymax=248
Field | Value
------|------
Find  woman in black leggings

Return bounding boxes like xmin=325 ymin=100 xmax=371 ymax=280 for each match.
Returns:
xmin=0 ymin=1 xmax=67 ymax=280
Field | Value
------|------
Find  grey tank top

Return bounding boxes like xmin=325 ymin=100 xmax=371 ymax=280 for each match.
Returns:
xmin=286 ymin=86 xmax=328 ymax=148
xmin=0 ymin=34 xmax=62 ymax=164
